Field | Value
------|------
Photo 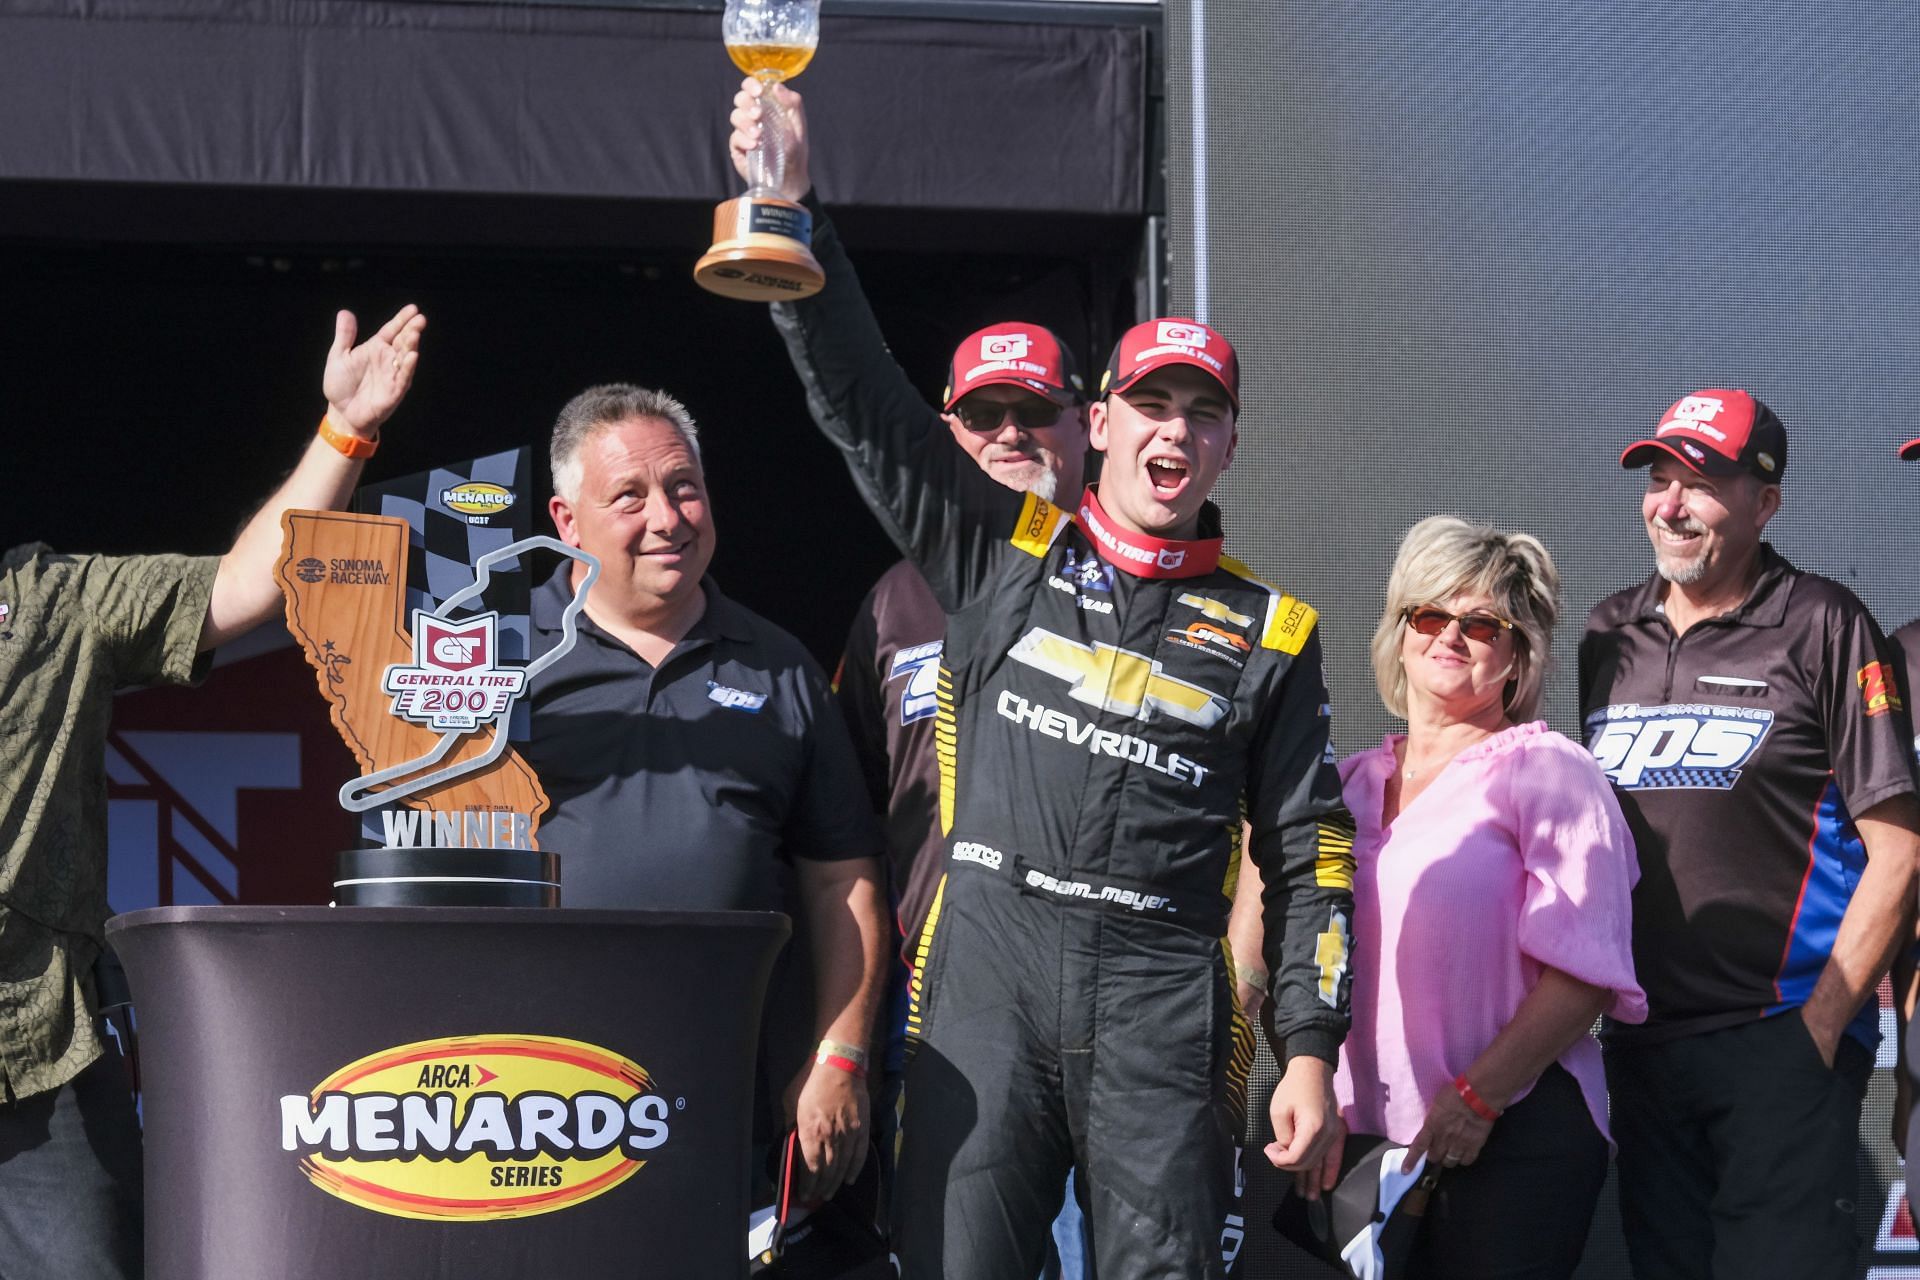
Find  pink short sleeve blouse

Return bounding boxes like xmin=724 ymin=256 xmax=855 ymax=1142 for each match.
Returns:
xmin=1332 ymin=720 xmax=1647 ymax=1145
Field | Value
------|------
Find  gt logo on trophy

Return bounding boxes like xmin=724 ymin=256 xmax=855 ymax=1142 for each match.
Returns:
xmin=276 ymin=450 xmax=596 ymax=907
xmin=385 ymin=613 xmax=526 ymax=729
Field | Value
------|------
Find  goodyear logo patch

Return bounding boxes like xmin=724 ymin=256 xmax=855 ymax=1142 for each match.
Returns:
xmin=441 ymin=482 xmax=516 ymax=525
xmin=280 ymin=1034 xmax=673 ymax=1221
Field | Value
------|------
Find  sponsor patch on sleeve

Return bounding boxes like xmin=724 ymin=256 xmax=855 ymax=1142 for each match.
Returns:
xmin=1859 ymin=661 xmax=1902 ymax=718
xmin=1264 ymin=595 xmax=1317 ymax=655
xmin=1008 ymin=493 xmax=1069 ymax=559
xmin=1315 ymin=909 xmax=1350 ymax=1009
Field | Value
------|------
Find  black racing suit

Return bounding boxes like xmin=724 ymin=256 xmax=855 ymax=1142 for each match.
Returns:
xmin=772 ymin=199 xmax=1355 ymax=1280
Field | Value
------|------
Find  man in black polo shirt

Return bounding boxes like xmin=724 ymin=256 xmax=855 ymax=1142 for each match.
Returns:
xmin=522 ymin=383 xmax=889 ymax=1207
xmin=1580 ymin=389 xmax=1920 ymax=1280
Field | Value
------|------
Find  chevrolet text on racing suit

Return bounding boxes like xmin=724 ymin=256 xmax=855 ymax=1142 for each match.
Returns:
xmin=772 ymin=201 xmax=1354 ymax=1280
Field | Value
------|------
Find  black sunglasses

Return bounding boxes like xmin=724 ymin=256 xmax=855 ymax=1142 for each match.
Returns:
xmin=1404 ymin=606 xmax=1513 ymax=644
xmin=953 ymin=397 xmax=1063 ymax=434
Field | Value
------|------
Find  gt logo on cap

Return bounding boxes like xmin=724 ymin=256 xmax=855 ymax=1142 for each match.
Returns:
xmin=1669 ymin=395 xmax=1725 ymax=422
xmin=1157 ymin=321 xmax=1210 ymax=349
xmin=1660 ymin=395 xmax=1729 ymax=442
xmin=982 ymin=333 xmax=1031 ymax=361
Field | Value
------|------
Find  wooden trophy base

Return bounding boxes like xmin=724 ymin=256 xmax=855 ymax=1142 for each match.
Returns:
xmin=693 ymin=195 xmax=825 ymax=301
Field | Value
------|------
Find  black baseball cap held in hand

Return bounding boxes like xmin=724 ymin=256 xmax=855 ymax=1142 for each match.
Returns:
xmin=1272 ymin=1133 xmax=1434 ymax=1280
xmin=1619 ymin=388 xmax=1786 ymax=482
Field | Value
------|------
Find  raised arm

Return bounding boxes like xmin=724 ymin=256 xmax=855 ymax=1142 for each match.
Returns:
xmin=732 ymin=79 xmax=1022 ymax=614
xmin=201 ymin=305 xmax=426 ymax=650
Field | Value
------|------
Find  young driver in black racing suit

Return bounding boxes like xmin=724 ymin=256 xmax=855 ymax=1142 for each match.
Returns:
xmin=731 ymin=80 xmax=1356 ymax=1280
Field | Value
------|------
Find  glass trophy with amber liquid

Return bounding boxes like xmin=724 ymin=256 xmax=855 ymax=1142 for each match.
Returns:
xmin=693 ymin=0 xmax=826 ymax=301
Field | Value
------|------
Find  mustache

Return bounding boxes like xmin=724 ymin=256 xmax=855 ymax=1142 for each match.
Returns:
xmin=1653 ymin=515 xmax=1706 ymax=536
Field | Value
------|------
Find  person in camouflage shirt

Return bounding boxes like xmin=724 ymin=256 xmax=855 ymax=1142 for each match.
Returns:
xmin=0 ymin=303 xmax=426 ymax=1278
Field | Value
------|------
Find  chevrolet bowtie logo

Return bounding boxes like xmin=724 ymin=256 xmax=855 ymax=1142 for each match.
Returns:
xmin=1008 ymin=629 xmax=1229 ymax=728
xmin=1175 ymin=593 xmax=1253 ymax=628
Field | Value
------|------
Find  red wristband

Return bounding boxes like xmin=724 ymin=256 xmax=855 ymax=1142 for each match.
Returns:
xmin=1454 ymin=1074 xmax=1502 ymax=1121
xmin=817 ymin=1053 xmax=867 ymax=1080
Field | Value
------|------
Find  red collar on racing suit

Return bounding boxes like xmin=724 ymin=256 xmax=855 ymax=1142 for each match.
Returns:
xmin=1074 ymin=486 xmax=1222 ymax=580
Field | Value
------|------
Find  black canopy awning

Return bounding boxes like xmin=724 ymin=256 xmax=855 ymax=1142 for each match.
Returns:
xmin=0 ymin=0 xmax=1146 ymax=230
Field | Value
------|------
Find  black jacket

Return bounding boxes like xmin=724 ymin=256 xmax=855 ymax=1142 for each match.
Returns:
xmin=772 ymin=200 xmax=1353 ymax=1062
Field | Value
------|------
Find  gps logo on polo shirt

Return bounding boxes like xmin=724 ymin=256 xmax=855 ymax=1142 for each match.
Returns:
xmin=707 ymin=682 xmax=768 ymax=713
xmin=1585 ymin=702 xmax=1775 ymax=790
xmin=888 ymin=641 xmax=943 ymax=725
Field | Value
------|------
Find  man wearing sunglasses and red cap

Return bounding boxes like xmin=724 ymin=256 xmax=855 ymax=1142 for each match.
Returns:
xmin=833 ymin=321 xmax=1094 ymax=1278
xmin=1579 ymin=390 xmax=1920 ymax=1280
xmin=732 ymin=80 xmax=1354 ymax=1280
xmin=837 ymin=323 xmax=1090 ymax=989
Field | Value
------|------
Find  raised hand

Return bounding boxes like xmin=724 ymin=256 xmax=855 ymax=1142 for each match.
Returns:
xmin=728 ymin=77 xmax=812 ymax=203
xmin=323 ymin=304 xmax=427 ymax=438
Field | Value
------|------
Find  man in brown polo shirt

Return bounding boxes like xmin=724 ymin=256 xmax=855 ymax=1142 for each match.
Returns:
xmin=0 ymin=303 xmax=426 ymax=1279
xmin=1581 ymin=390 xmax=1920 ymax=1280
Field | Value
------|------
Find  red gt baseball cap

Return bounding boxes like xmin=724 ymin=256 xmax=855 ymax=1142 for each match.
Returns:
xmin=1620 ymin=389 xmax=1786 ymax=482
xmin=1099 ymin=318 xmax=1241 ymax=413
xmin=1900 ymin=435 xmax=1920 ymax=461
xmin=942 ymin=323 xmax=1083 ymax=410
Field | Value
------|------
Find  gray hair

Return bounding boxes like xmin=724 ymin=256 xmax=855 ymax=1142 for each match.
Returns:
xmin=1370 ymin=515 xmax=1560 ymax=723
xmin=550 ymin=384 xmax=702 ymax=502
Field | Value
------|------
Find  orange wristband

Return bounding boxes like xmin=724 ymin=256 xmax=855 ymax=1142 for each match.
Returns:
xmin=318 ymin=412 xmax=378 ymax=459
xmin=1454 ymin=1074 xmax=1502 ymax=1121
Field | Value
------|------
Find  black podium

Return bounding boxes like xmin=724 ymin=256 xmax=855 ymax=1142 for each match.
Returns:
xmin=108 ymin=906 xmax=789 ymax=1280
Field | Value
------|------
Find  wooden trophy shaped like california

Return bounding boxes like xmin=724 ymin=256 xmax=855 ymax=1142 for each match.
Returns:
xmin=692 ymin=0 xmax=825 ymax=301
xmin=278 ymin=510 xmax=597 ymax=906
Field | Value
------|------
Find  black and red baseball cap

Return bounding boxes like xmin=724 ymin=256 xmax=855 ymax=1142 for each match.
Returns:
xmin=942 ymin=323 xmax=1083 ymax=410
xmin=1099 ymin=318 xmax=1241 ymax=413
xmin=1620 ymin=389 xmax=1786 ymax=482
xmin=1899 ymin=435 xmax=1920 ymax=461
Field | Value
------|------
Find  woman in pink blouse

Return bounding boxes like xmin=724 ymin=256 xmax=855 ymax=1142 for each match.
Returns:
xmin=1311 ymin=515 xmax=1646 ymax=1278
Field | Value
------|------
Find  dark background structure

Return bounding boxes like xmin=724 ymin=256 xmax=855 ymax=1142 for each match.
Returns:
xmin=8 ymin=0 xmax=1917 ymax=1274
xmin=1167 ymin=3 xmax=1920 ymax=1275
xmin=0 ymin=0 xmax=1161 ymax=663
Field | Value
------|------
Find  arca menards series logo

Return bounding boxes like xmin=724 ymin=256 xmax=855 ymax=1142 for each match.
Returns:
xmin=441 ymin=482 xmax=516 ymax=526
xmin=1585 ymin=702 xmax=1774 ymax=790
xmin=280 ymin=1035 xmax=675 ymax=1221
